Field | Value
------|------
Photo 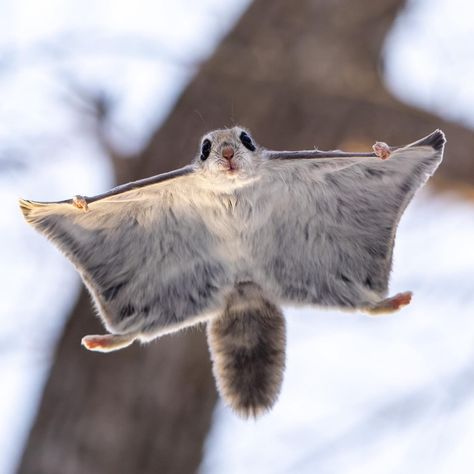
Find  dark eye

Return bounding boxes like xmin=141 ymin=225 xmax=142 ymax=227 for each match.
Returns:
xmin=201 ymin=139 xmax=211 ymax=160
xmin=239 ymin=131 xmax=256 ymax=151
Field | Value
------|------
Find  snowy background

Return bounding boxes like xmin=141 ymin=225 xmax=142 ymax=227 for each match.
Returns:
xmin=1 ymin=0 xmax=474 ymax=473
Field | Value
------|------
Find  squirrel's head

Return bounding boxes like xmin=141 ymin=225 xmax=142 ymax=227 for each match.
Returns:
xmin=195 ymin=126 xmax=259 ymax=175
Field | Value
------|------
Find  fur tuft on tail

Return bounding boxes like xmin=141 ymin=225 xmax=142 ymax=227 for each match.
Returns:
xmin=207 ymin=283 xmax=286 ymax=419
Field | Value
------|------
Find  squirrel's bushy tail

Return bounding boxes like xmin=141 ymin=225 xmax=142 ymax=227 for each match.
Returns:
xmin=207 ymin=282 xmax=286 ymax=418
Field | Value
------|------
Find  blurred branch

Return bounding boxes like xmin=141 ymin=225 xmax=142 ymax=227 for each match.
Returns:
xmin=0 ymin=141 xmax=67 ymax=174
xmin=57 ymin=73 xmax=144 ymax=184
xmin=0 ymin=155 xmax=27 ymax=173
xmin=0 ymin=31 xmax=198 ymax=74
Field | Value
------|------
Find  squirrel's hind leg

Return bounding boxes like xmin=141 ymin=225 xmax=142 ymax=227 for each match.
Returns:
xmin=365 ymin=291 xmax=412 ymax=315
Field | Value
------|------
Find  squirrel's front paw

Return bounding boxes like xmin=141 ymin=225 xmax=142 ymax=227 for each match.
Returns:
xmin=372 ymin=141 xmax=391 ymax=160
xmin=72 ymin=195 xmax=88 ymax=212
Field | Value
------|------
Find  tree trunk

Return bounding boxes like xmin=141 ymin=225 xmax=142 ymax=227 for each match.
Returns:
xmin=19 ymin=1 xmax=473 ymax=473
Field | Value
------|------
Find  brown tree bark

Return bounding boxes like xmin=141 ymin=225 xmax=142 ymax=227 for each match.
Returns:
xmin=19 ymin=1 xmax=473 ymax=473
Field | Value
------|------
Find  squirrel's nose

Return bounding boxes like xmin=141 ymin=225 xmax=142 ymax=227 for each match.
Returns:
xmin=222 ymin=146 xmax=234 ymax=161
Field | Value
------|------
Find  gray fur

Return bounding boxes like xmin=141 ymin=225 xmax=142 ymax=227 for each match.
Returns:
xmin=207 ymin=282 xmax=286 ymax=418
xmin=19 ymin=126 xmax=445 ymax=416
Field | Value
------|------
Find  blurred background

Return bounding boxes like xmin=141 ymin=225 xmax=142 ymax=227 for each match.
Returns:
xmin=1 ymin=0 xmax=474 ymax=473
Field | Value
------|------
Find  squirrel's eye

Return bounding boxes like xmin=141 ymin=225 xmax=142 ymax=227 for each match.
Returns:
xmin=201 ymin=139 xmax=211 ymax=161
xmin=239 ymin=131 xmax=256 ymax=151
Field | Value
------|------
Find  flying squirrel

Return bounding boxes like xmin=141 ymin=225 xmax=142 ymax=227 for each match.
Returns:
xmin=19 ymin=126 xmax=445 ymax=418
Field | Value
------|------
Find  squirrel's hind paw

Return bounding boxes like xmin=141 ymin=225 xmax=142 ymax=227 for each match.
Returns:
xmin=81 ymin=333 xmax=136 ymax=352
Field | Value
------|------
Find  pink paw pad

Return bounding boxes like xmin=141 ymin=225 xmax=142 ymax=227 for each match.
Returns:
xmin=82 ymin=335 xmax=109 ymax=350
xmin=390 ymin=292 xmax=412 ymax=310
xmin=372 ymin=141 xmax=391 ymax=160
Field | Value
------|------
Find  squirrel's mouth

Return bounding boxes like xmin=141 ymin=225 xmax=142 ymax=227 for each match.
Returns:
xmin=220 ymin=161 xmax=238 ymax=172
